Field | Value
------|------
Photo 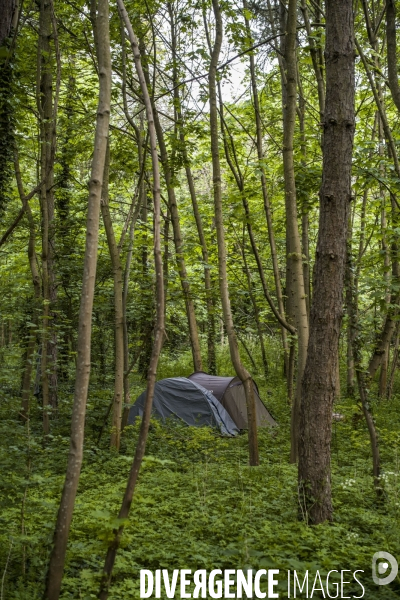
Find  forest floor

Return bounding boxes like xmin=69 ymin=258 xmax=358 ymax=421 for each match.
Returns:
xmin=1 ymin=344 xmax=400 ymax=599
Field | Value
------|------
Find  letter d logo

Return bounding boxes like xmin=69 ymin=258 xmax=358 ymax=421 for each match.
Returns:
xmin=372 ymin=552 xmax=398 ymax=586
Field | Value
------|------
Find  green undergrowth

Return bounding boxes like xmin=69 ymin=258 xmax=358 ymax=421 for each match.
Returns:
xmin=1 ymin=344 xmax=400 ymax=598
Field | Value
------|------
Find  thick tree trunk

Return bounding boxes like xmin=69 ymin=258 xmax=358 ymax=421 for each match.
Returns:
xmin=98 ymin=1 xmax=164 ymax=595
xmin=298 ymin=0 xmax=355 ymax=524
xmin=208 ymin=0 xmax=259 ymax=466
xmin=0 ymin=0 xmax=16 ymax=46
xmin=281 ymin=0 xmax=309 ymax=463
xmin=42 ymin=0 xmax=111 ymax=595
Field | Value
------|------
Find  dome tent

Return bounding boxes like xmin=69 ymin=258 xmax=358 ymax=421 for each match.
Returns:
xmin=127 ymin=377 xmax=239 ymax=436
xmin=188 ymin=372 xmax=277 ymax=429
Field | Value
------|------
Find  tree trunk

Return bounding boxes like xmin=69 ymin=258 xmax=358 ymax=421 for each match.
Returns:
xmin=100 ymin=143 xmax=124 ymax=451
xmin=386 ymin=0 xmax=400 ymax=113
xmin=215 ymin=78 xmax=296 ymax=341
xmin=298 ymin=0 xmax=355 ymax=524
xmin=121 ymin=196 xmax=142 ymax=431
xmin=345 ymin=215 xmax=355 ymax=396
xmin=387 ymin=323 xmax=400 ymax=400
xmin=37 ymin=0 xmax=54 ymax=434
xmin=38 ymin=0 xmax=58 ymax=419
xmin=43 ymin=0 xmax=111 ymax=594
xmin=281 ymin=0 xmax=309 ymax=463
xmin=139 ymin=43 xmax=202 ymax=373
xmin=15 ymin=152 xmax=41 ymax=420
xmin=300 ymin=0 xmax=325 ymax=122
xmin=351 ymin=277 xmax=382 ymax=497
xmin=0 ymin=0 xmax=16 ymax=46
xmin=208 ymin=0 xmax=259 ymax=466
xmin=98 ymin=1 xmax=164 ymax=595
xmin=368 ymin=232 xmax=400 ymax=381
xmin=175 ymin=110 xmax=216 ymax=372
xmin=243 ymin=0 xmax=289 ymax=373
xmin=297 ymin=72 xmax=311 ymax=319
xmin=167 ymin=3 xmax=216 ymax=374
xmin=242 ymin=243 xmax=268 ymax=380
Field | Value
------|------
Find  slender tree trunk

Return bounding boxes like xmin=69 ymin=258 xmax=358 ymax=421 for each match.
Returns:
xmin=378 ymin=117 xmax=390 ymax=398
xmin=350 ymin=269 xmax=382 ymax=497
xmin=345 ymin=214 xmax=355 ymax=396
xmin=298 ymin=0 xmax=355 ymax=524
xmin=368 ymin=245 xmax=400 ymax=380
xmin=162 ymin=208 xmax=169 ymax=312
xmin=208 ymin=0 xmax=259 ymax=466
xmin=100 ymin=143 xmax=124 ymax=451
xmin=174 ymin=106 xmax=216 ymax=372
xmin=139 ymin=43 xmax=202 ymax=373
xmin=387 ymin=323 xmax=400 ymax=400
xmin=297 ymin=72 xmax=311 ymax=319
xmin=386 ymin=0 xmax=400 ymax=113
xmin=355 ymin=361 xmax=381 ymax=495
xmin=243 ymin=0 xmax=289 ymax=372
xmin=242 ymin=243 xmax=268 ymax=380
xmin=281 ymin=0 xmax=309 ymax=463
xmin=168 ymin=3 xmax=216 ymax=373
xmin=216 ymin=81 xmax=295 ymax=340
xmin=15 ymin=153 xmax=41 ymax=420
xmin=355 ymin=38 xmax=400 ymax=382
xmin=300 ymin=0 xmax=325 ymax=122
xmin=56 ymin=74 xmax=75 ymax=383
xmin=183 ymin=152 xmax=217 ymax=374
xmin=43 ymin=0 xmax=111 ymax=594
xmin=37 ymin=0 xmax=54 ymax=434
xmin=121 ymin=197 xmax=142 ymax=431
xmin=98 ymin=1 xmax=164 ymax=595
